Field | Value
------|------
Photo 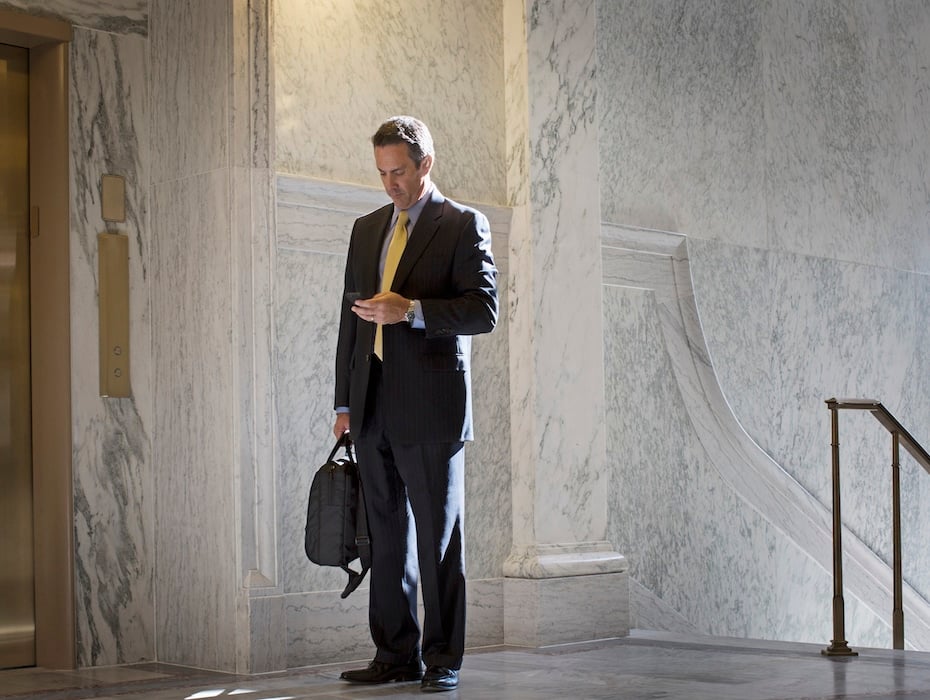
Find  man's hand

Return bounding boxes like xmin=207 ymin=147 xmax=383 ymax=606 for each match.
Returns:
xmin=352 ymin=292 xmax=409 ymax=325
xmin=333 ymin=412 xmax=350 ymax=440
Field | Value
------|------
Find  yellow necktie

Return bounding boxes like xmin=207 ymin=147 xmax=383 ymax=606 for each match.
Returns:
xmin=374 ymin=210 xmax=408 ymax=359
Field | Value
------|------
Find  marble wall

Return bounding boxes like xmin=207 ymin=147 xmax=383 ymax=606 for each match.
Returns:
xmin=505 ymin=0 xmax=611 ymax=560
xmin=147 ymin=0 xmax=244 ymax=672
xmin=11 ymin=0 xmax=930 ymax=672
xmin=0 ymin=0 xmax=146 ymax=34
xmin=69 ymin=24 xmax=153 ymax=668
xmin=273 ymin=0 xmax=507 ymax=206
xmin=12 ymin=0 xmax=274 ymax=672
xmin=601 ymin=224 xmax=930 ymax=649
xmin=598 ymin=0 xmax=930 ymax=647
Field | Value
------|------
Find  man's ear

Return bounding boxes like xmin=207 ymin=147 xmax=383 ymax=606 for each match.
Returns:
xmin=420 ymin=154 xmax=434 ymax=174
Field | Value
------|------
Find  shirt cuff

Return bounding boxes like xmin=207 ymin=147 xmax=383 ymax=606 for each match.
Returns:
xmin=411 ymin=300 xmax=425 ymax=329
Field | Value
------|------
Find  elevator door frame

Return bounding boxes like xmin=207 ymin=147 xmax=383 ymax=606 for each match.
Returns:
xmin=0 ymin=9 xmax=74 ymax=671
xmin=0 ymin=39 xmax=35 ymax=671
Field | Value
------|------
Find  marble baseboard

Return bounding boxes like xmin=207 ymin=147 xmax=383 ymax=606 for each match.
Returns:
xmin=284 ymin=589 xmax=372 ymax=668
xmin=629 ymin=578 xmax=699 ymax=635
xmin=463 ymin=579 xmax=505 ymax=649
xmin=245 ymin=594 xmax=287 ymax=674
xmin=503 ymin=573 xmax=630 ymax=647
xmin=282 ymin=579 xmax=505 ymax=668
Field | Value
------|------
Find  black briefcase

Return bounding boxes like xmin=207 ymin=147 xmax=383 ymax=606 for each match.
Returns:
xmin=304 ymin=433 xmax=371 ymax=598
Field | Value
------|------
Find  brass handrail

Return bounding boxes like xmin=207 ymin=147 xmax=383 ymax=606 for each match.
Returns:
xmin=822 ymin=398 xmax=930 ymax=656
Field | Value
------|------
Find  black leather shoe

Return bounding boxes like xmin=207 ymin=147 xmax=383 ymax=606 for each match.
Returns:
xmin=421 ymin=666 xmax=458 ymax=692
xmin=340 ymin=659 xmax=423 ymax=684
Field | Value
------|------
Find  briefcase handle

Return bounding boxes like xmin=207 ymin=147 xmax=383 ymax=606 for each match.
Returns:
xmin=328 ymin=431 xmax=355 ymax=463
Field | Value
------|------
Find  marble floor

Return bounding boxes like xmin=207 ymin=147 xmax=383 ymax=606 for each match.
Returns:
xmin=3 ymin=631 xmax=930 ymax=700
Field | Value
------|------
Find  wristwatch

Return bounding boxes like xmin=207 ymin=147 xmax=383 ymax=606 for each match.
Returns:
xmin=405 ymin=300 xmax=416 ymax=325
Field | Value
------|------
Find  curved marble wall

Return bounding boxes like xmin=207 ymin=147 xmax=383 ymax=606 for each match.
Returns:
xmin=598 ymin=0 xmax=930 ymax=648
xmin=689 ymin=241 xmax=930 ymax=608
xmin=603 ymin=225 xmax=930 ymax=650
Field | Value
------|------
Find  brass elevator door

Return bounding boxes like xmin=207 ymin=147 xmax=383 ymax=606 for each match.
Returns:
xmin=0 ymin=42 xmax=36 ymax=670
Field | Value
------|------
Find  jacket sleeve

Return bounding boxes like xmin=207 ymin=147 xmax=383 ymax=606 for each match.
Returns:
xmin=334 ymin=228 xmax=358 ymax=410
xmin=420 ymin=209 xmax=498 ymax=338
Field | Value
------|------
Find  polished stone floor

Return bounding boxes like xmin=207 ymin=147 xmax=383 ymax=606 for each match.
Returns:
xmin=3 ymin=631 xmax=930 ymax=700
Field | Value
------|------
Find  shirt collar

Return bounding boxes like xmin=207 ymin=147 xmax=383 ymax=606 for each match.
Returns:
xmin=393 ymin=183 xmax=433 ymax=232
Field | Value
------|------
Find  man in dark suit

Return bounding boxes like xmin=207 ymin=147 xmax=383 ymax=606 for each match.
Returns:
xmin=333 ymin=116 xmax=498 ymax=692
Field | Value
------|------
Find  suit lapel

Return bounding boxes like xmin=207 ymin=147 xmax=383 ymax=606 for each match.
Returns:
xmin=392 ymin=189 xmax=444 ymax=290
xmin=359 ymin=205 xmax=393 ymax=295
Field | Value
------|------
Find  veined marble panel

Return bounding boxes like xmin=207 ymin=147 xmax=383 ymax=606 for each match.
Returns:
xmin=506 ymin=0 xmax=611 ymax=556
xmin=275 ymin=247 xmax=356 ymax=596
xmin=688 ymin=236 xmax=930 ymax=609
xmin=504 ymin=573 xmax=628 ymax=647
xmin=597 ymin=0 xmax=767 ymax=246
xmin=601 ymin=223 xmax=930 ymax=649
xmin=462 ymin=288 xmax=512 ymax=580
xmin=0 ymin=0 xmax=146 ymax=34
xmin=273 ymin=0 xmax=506 ymax=205
xmin=69 ymin=26 xmax=153 ymax=666
xmin=762 ymin=0 xmax=930 ymax=272
xmin=896 ymin=283 xmax=930 ymax=601
xmin=230 ymin=0 xmax=270 ymax=170
xmin=150 ymin=0 xmax=228 ymax=184
xmin=274 ymin=175 xmax=512 ymax=597
xmin=597 ymin=1 xmax=930 ymax=274
xmin=503 ymin=0 xmax=529 ymax=208
xmin=151 ymin=169 xmax=238 ymax=670
xmin=604 ymin=277 xmax=837 ymax=643
xmin=276 ymin=176 xmax=511 ymax=272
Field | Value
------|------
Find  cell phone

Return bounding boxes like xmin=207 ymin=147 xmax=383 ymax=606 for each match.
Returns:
xmin=344 ymin=292 xmax=362 ymax=304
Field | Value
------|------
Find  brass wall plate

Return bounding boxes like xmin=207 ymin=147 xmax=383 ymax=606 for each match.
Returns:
xmin=98 ymin=232 xmax=130 ymax=397
xmin=101 ymin=174 xmax=125 ymax=222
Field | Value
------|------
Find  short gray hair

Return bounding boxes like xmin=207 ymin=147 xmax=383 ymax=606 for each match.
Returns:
xmin=372 ymin=116 xmax=434 ymax=166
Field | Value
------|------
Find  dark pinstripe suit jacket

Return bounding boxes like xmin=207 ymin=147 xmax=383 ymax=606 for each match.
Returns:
xmin=334 ymin=188 xmax=498 ymax=444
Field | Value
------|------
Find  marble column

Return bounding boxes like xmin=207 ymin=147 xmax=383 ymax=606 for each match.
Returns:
xmin=150 ymin=0 xmax=275 ymax=673
xmin=502 ymin=0 xmax=628 ymax=646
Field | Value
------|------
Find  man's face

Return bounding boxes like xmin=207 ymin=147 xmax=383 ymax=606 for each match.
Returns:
xmin=374 ymin=143 xmax=431 ymax=211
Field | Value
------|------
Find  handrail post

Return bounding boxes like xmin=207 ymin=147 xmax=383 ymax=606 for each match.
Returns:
xmin=892 ymin=432 xmax=904 ymax=650
xmin=823 ymin=400 xmax=857 ymax=657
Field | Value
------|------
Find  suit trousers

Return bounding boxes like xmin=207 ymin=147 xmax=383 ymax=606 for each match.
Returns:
xmin=355 ymin=358 xmax=467 ymax=669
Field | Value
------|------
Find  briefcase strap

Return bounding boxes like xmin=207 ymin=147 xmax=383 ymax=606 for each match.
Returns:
xmin=355 ymin=478 xmax=371 ymax=569
xmin=328 ymin=431 xmax=353 ymax=463
xmin=340 ymin=485 xmax=370 ymax=598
